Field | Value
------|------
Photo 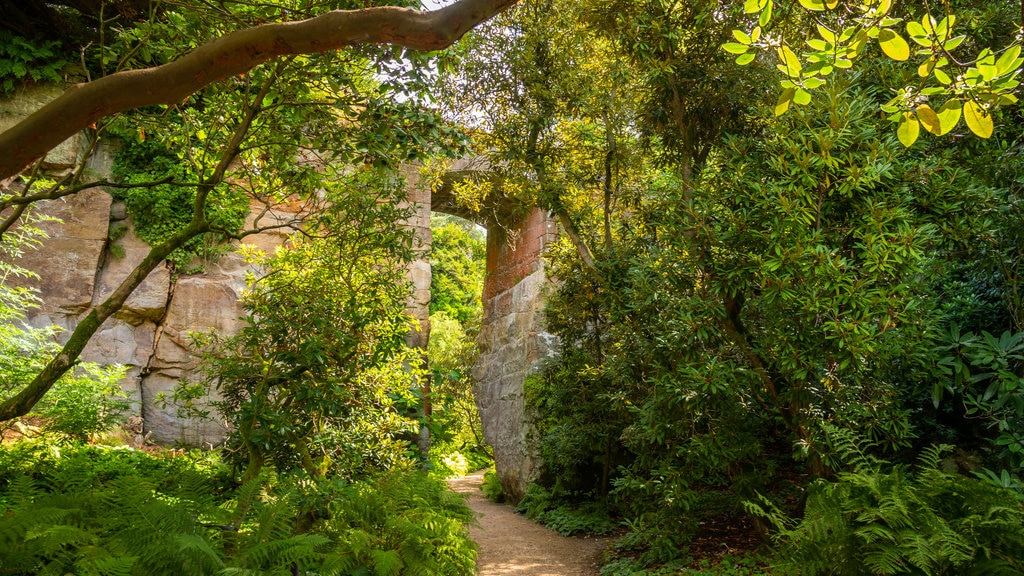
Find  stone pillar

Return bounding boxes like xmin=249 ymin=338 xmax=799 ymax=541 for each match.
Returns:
xmin=400 ymin=165 xmax=433 ymax=456
xmin=475 ymin=207 xmax=558 ymax=502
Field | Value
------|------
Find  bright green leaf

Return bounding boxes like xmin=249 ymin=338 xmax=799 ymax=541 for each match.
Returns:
xmin=817 ymin=24 xmax=836 ymax=43
xmin=744 ymin=0 xmax=765 ymax=13
xmin=736 ymin=52 xmax=757 ymax=65
xmin=777 ymin=45 xmax=802 ymax=75
xmin=996 ymin=45 xmax=1022 ymax=75
xmin=916 ymin=104 xmax=942 ymax=135
xmin=733 ymin=30 xmax=752 ymax=44
xmin=798 ymin=0 xmax=826 ymax=10
xmin=963 ymin=100 xmax=993 ymax=138
xmin=723 ymin=42 xmax=750 ymax=54
xmin=775 ymin=87 xmax=795 ymax=116
xmin=942 ymin=35 xmax=966 ymax=51
xmin=936 ymin=99 xmax=962 ymax=134
xmin=918 ymin=59 xmax=935 ymax=77
xmin=878 ymin=29 xmax=911 ymax=61
xmin=897 ymin=112 xmax=920 ymax=146
xmin=934 ymin=68 xmax=952 ymax=85
xmin=936 ymin=14 xmax=955 ymax=39
xmin=759 ymin=1 xmax=773 ymax=27
xmin=807 ymin=38 xmax=828 ymax=50
xmin=906 ymin=22 xmax=931 ymax=46
xmin=794 ymin=88 xmax=812 ymax=105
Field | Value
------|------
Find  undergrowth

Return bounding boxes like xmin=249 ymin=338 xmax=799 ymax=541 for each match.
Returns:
xmin=0 ymin=439 xmax=477 ymax=575
xmin=516 ymin=483 xmax=618 ymax=536
xmin=748 ymin=428 xmax=1024 ymax=575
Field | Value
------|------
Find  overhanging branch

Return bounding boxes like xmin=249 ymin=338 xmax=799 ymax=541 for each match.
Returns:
xmin=0 ymin=0 xmax=519 ymax=181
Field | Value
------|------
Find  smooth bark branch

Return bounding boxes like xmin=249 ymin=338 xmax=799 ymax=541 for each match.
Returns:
xmin=0 ymin=0 xmax=518 ymax=181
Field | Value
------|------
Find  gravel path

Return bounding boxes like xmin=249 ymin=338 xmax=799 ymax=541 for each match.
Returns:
xmin=448 ymin=470 xmax=610 ymax=576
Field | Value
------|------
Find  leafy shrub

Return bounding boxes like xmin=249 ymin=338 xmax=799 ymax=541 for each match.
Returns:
xmin=936 ymin=326 xmax=1024 ymax=480
xmin=481 ymin=467 xmax=504 ymax=502
xmin=516 ymin=482 xmax=618 ymax=536
xmin=0 ymin=220 xmax=132 ymax=442
xmin=0 ymin=31 xmax=67 ymax=93
xmin=32 ymin=364 xmax=131 ymax=441
xmin=748 ymin=430 xmax=1024 ymax=575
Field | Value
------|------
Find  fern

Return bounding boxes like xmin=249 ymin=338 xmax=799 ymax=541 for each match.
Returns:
xmin=750 ymin=433 xmax=1024 ymax=575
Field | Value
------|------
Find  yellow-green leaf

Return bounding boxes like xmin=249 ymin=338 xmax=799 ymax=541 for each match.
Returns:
xmin=906 ymin=21 xmax=931 ymax=46
xmin=794 ymin=88 xmax=812 ymax=105
xmin=724 ymin=42 xmax=750 ymax=54
xmin=878 ymin=29 xmax=911 ymax=61
xmin=736 ymin=52 xmax=757 ymax=65
xmin=963 ymin=100 xmax=993 ymax=138
xmin=759 ymin=0 xmax=773 ymax=27
xmin=825 ymin=0 xmax=839 ymax=8
xmin=996 ymin=45 xmax=1022 ymax=75
xmin=936 ymin=14 xmax=955 ymax=39
xmin=777 ymin=45 xmax=802 ymax=75
xmin=934 ymin=67 xmax=952 ymax=85
xmin=733 ymin=29 xmax=752 ymax=44
xmin=897 ymin=112 xmax=920 ymax=147
xmin=751 ymin=26 xmax=762 ymax=42
xmin=817 ymin=24 xmax=836 ymax=42
xmin=916 ymin=104 xmax=942 ymax=135
xmin=776 ymin=87 xmax=795 ymax=116
xmin=743 ymin=0 xmax=764 ymax=13
xmin=917 ymin=59 xmax=935 ymax=77
xmin=798 ymin=0 xmax=826 ymax=10
xmin=936 ymin=99 xmax=962 ymax=135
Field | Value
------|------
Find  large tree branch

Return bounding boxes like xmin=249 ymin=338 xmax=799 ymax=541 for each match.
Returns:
xmin=0 ymin=0 xmax=518 ymax=181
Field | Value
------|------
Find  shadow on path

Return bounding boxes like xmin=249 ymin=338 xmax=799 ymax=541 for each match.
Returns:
xmin=448 ymin=470 xmax=610 ymax=576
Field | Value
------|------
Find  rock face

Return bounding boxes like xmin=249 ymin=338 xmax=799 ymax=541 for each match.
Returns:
xmin=3 ymin=87 xmax=552 ymax=496
xmin=474 ymin=207 xmax=558 ymax=502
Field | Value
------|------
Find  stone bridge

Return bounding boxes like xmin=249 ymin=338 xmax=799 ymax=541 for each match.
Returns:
xmin=4 ymin=87 xmax=553 ymax=498
xmin=407 ymin=159 xmax=558 ymax=500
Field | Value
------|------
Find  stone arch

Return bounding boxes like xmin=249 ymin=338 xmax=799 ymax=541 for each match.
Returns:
xmin=411 ymin=159 xmax=557 ymax=502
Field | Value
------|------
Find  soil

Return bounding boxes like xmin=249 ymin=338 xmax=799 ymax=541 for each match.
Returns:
xmin=448 ymin=470 xmax=610 ymax=576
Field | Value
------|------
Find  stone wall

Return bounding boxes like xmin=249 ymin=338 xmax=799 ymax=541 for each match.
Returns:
xmin=474 ymin=207 xmax=558 ymax=502
xmin=4 ymin=85 xmax=552 ymax=496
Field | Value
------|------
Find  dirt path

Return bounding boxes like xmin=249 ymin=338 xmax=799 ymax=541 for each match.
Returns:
xmin=448 ymin=470 xmax=609 ymax=576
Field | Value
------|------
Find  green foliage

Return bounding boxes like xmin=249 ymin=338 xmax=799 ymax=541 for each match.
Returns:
xmin=0 ymin=440 xmax=477 ymax=575
xmin=516 ymin=483 xmax=618 ymax=536
xmin=936 ymin=326 xmax=1024 ymax=478
xmin=481 ymin=468 xmax=504 ymax=502
xmin=426 ymin=311 xmax=491 ymax=478
xmin=729 ymin=0 xmax=1023 ymax=144
xmin=601 ymin=552 xmax=795 ymax=576
xmin=749 ymin=430 xmax=1024 ymax=575
xmin=0 ymin=31 xmax=67 ymax=93
xmin=312 ymin=471 xmax=478 ymax=576
xmin=32 ymin=364 xmax=131 ymax=442
xmin=174 ymin=168 xmax=421 ymax=481
xmin=0 ymin=213 xmax=131 ymax=441
xmin=428 ymin=215 xmax=485 ymax=325
xmin=110 ymin=137 xmax=249 ymax=272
